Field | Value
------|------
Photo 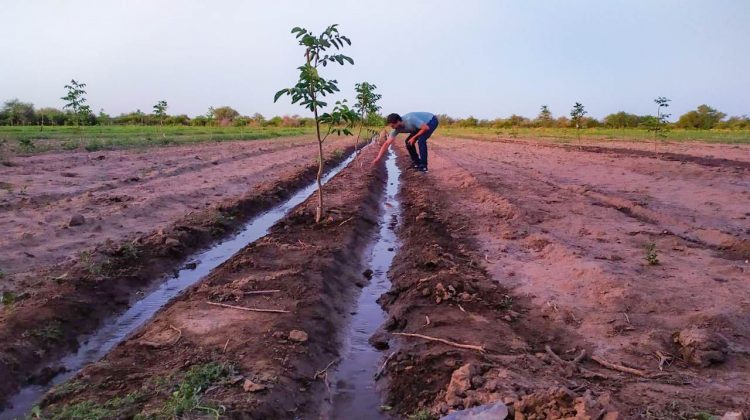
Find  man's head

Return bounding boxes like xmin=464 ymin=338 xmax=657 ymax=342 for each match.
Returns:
xmin=386 ymin=113 xmax=403 ymax=129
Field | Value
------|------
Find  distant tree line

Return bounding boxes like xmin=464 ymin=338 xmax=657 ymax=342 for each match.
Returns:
xmin=0 ymin=99 xmax=388 ymax=129
xmin=438 ymin=103 xmax=747 ymax=130
xmin=1 ymin=96 xmax=746 ymax=130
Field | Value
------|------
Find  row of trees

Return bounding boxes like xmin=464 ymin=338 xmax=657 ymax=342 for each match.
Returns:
xmin=0 ymin=98 xmax=385 ymax=129
xmin=438 ymin=103 xmax=748 ymax=130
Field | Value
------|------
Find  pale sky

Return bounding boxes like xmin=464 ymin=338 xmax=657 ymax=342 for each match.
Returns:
xmin=2 ymin=0 xmax=748 ymax=120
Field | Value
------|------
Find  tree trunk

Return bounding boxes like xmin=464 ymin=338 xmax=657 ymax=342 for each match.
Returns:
xmin=312 ymin=94 xmax=324 ymax=224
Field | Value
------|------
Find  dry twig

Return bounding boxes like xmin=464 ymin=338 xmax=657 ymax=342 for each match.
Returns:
xmin=314 ymin=358 xmax=340 ymax=380
xmin=392 ymin=332 xmax=485 ymax=353
xmin=374 ymin=352 xmax=395 ymax=380
xmin=206 ymin=301 xmax=289 ymax=313
xmin=243 ymin=289 xmax=281 ymax=295
xmin=591 ymin=355 xmax=647 ymax=377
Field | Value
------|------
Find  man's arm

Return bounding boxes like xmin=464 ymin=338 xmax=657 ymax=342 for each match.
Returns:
xmin=407 ymin=123 xmax=430 ymax=144
xmin=372 ymin=135 xmax=394 ymax=165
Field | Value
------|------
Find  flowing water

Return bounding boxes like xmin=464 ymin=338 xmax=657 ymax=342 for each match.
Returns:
xmin=330 ymin=147 xmax=402 ymax=419
xmin=1 ymin=152 xmax=358 ymax=420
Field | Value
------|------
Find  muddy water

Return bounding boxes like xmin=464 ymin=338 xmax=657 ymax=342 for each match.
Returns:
xmin=330 ymin=147 xmax=401 ymax=419
xmin=1 ymin=152 xmax=358 ymax=420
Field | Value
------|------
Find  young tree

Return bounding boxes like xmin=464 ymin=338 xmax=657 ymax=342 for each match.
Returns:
xmin=153 ymin=100 xmax=168 ymax=126
xmin=61 ymin=80 xmax=91 ymax=127
xmin=274 ymin=24 xmax=358 ymax=223
xmin=353 ymin=82 xmax=382 ymax=152
xmin=537 ymin=105 xmax=553 ymax=127
xmin=649 ymin=96 xmax=671 ymax=149
xmin=206 ymin=107 xmax=216 ymax=127
xmin=570 ymin=102 xmax=587 ymax=141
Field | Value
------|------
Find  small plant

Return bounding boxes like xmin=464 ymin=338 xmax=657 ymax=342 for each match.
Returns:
xmin=118 ymin=242 xmax=140 ymax=260
xmin=162 ymin=362 xmax=229 ymax=419
xmin=409 ymin=410 xmax=435 ymax=420
xmin=570 ymin=102 xmax=587 ymax=142
xmin=24 ymin=321 xmax=64 ymax=343
xmin=47 ymin=379 xmax=87 ymax=400
xmin=275 ymin=24 xmax=358 ymax=223
xmin=1 ymin=290 xmax=16 ymax=307
xmin=353 ymin=81 xmax=382 ymax=153
xmin=78 ymin=250 xmax=105 ymax=275
xmin=651 ymin=96 xmax=671 ymax=151
xmin=18 ymin=137 xmax=35 ymax=151
xmin=499 ymin=294 xmax=514 ymax=310
xmin=645 ymin=243 xmax=659 ymax=265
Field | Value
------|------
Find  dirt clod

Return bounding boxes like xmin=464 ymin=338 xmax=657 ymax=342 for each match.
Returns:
xmin=289 ymin=329 xmax=309 ymax=343
xmin=68 ymin=214 xmax=85 ymax=227
xmin=243 ymin=379 xmax=267 ymax=393
xmin=674 ymin=327 xmax=728 ymax=367
xmin=445 ymin=363 xmax=478 ymax=407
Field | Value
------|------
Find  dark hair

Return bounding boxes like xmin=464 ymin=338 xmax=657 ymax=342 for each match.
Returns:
xmin=386 ymin=113 xmax=402 ymax=124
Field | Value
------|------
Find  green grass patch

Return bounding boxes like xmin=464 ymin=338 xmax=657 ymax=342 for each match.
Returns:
xmin=43 ymin=391 xmax=144 ymax=420
xmin=161 ymin=362 xmax=232 ymax=419
xmin=0 ymin=125 xmax=314 ymax=154
xmin=441 ymin=127 xmax=750 ymax=144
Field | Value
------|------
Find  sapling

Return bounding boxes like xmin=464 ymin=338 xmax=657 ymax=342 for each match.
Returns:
xmin=645 ymin=243 xmax=659 ymax=265
xmin=537 ymin=105 xmax=553 ymax=127
xmin=153 ymin=100 xmax=168 ymax=126
xmin=570 ymin=102 xmax=587 ymax=143
xmin=275 ymin=24 xmax=358 ymax=223
xmin=153 ymin=100 xmax=168 ymax=137
xmin=652 ymin=96 xmax=671 ymax=151
xmin=61 ymin=79 xmax=91 ymax=146
xmin=353 ymin=82 xmax=382 ymax=153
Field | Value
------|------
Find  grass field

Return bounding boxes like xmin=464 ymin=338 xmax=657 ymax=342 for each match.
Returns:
xmin=441 ymin=126 xmax=750 ymax=144
xmin=0 ymin=125 xmax=314 ymax=154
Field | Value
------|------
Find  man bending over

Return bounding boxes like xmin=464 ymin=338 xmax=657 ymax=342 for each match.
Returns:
xmin=372 ymin=112 xmax=439 ymax=172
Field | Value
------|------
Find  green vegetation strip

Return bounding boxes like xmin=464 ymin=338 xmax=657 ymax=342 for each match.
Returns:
xmin=42 ymin=362 xmax=233 ymax=419
xmin=0 ymin=126 xmax=314 ymax=154
xmin=441 ymin=127 xmax=750 ymax=144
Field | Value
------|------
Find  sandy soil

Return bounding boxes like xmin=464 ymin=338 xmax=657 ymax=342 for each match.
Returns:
xmin=377 ymin=138 xmax=749 ymax=418
xmin=11 ymin=136 xmax=750 ymax=419
xmin=38 ymin=144 xmax=386 ymax=418
xmin=0 ymin=137 xmax=353 ymax=406
xmin=0 ymin=136 xmax=348 ymax=281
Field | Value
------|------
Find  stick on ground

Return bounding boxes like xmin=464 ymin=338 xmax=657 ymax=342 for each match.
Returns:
xmin=393 ymin=332 xmax=485 ymax=353
xmin=206 ymin=301 xmax=289 ymax=313
xmin=243 ymin=289 xmax=281 ymax=295
xmin=591 ymin=355 xmax=647 ymax=377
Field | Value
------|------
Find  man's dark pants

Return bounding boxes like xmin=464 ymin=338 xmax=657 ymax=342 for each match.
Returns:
xmin=405 ymin=116 xmax=439 ymax=169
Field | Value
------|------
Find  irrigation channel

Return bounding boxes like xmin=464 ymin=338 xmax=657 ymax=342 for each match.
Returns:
xmin=329 ymin=148 xmax=402 ymax=419
xmin=1 ymin=151 xmax=359 ymax=420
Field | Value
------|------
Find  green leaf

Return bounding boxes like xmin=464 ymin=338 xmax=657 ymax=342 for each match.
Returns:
xmin=274 ymin=89 xmax=289 ymax=102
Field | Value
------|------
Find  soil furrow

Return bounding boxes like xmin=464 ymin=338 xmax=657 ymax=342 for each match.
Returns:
xmin=374 ymin=139 xmax=749 ymax=418
xmin=35 ymin=144 xmax=386 ymax=419
xmin=0 ymin=143 xmax=354 ymax=409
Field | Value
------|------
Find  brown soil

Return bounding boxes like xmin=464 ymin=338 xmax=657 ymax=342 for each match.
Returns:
xmin=378 ymin=138 xmax=749 ymax=418
xmin=0 ymin=136 xmax=352 ymax=405
xmin=13 ymin=135 xmax=750 ymax=419
xmin=38 ymin=144 xmax=386 ymax=418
